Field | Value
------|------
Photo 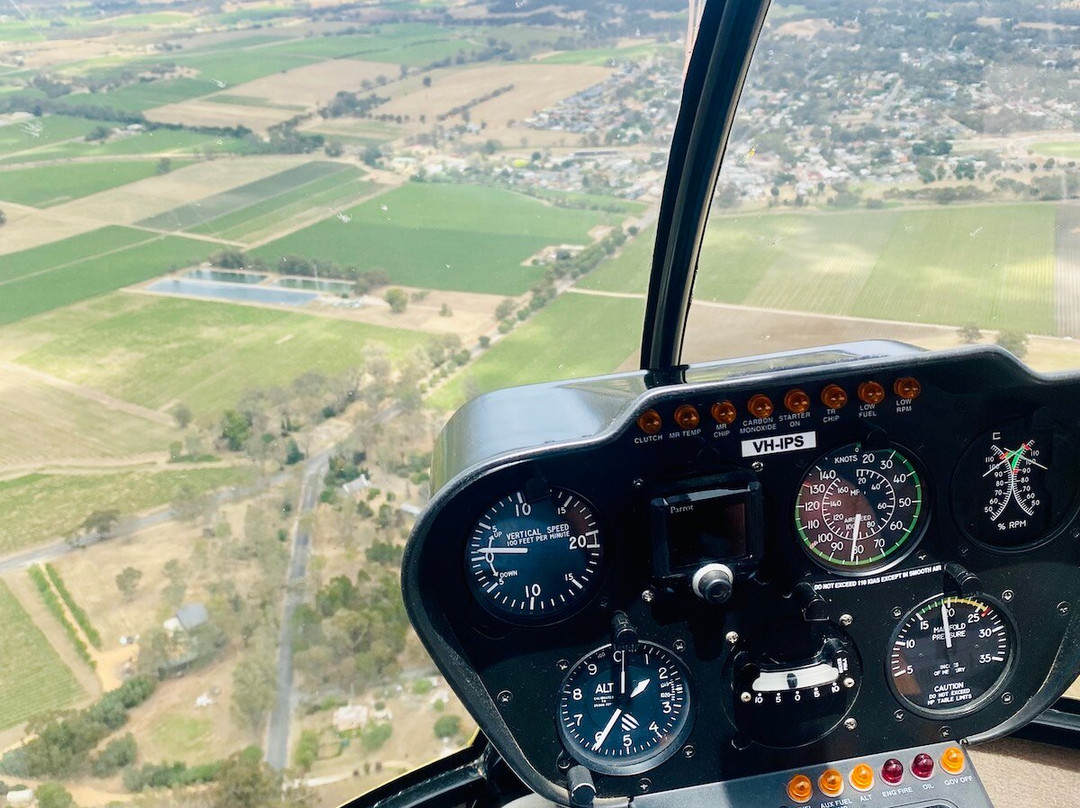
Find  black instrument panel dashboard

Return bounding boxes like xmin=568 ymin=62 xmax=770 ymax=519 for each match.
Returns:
xmin=403 ymin=343 xmax=1080 ymax=805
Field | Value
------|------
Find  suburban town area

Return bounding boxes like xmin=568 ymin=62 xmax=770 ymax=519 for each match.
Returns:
xmin=0 ymin=0 xmax=1079 ymax=807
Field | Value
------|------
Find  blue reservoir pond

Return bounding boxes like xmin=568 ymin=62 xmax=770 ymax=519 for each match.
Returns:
xmin=271 ymin=277 xmax=356 ymax=294
xmin=183 ymin=269 xmax=267 ymax=284
xmin=146 ymin=278 xmax=318 ymax=306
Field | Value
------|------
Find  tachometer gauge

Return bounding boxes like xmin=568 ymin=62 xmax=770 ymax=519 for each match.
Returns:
xmin=466 ymin=487 xmax=602 ymax=623
xmin=795 ymin=443 xmax=925 ymax=573
xmin=888 ymin=594 xmax=1016 ymax=717
xmin=557 ymin=641 xmax=692 ymax=775
xmin=953 ymin=421 xmax=1080 ymax=549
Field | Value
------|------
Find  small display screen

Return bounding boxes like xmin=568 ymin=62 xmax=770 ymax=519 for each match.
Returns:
xmin=660 ymin=489 xmax=750 ymax=573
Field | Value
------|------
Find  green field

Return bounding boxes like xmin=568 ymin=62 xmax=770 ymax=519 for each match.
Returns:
xmin=584 ymin=205 xmax=1057 ymax=335
xmin=539 ymin=42 xmax=676 ymax=65
xmin=139 ymin=161 xmax=354 ymax=232
xmin=205 ymin=94 xmax=306 ymax=111
xmin=190 ymin=171 xmax=376 ymax=244
xmin=0 ymin=227 xmax=213 ymax=325
xmin=0 ymin=115 xmax=103 ymax=158
xmin=256 ymin=183 xmax=622 ymax=294
xmin=1029 ymin=142 xmax=1080 ymax=159
xmin=53 ymin=78 xmax=222 ymax=113
xmin=7 ymin=293 xmax=429 ymax=418
xmin=0 ymin=580 xmax=84 ymax=730
xmin=0 ymin=468 xmax=254 ymax=555
xmin=0 ymin=160 xmax=181 ymax=207
xmin=430 ymin=293 xmax=643 ymax=409
xmin=0 ymin=128 xmax=254 ymax=165
xmin=167 ymin=50 xmax=319 ymax=87
xmin=577 ymin=223 xmax=657 ymax=294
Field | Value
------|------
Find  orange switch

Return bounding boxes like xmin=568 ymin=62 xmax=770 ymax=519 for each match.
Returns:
xmin=674 ymin=404 xmax=700 ymax=430
xmin=850 ymin=763 xmax=874 ymax=791
xmin=821 ymin=384 xmax=848 ymax=409
xmin=941 ymin=746 xmax=966 ymax=775
xmin=819 ymin=769 xmax=844 ymax=797
xmin=637 ymin=409 xmax=662 ymax=435
xmin=784 ymin=389 xmax=811 ymax=414
xmin=858 ymin=381 xmax=886 ymax=405
xmin=711 ymin=400 xmax=737 ymax=425
xmin=747 ymin=393 xmax=774 ymax=419
xmin=786 ymin=774 xmax=813 ymax=804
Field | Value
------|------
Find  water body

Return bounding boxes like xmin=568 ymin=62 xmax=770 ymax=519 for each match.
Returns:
xmin=272 ymin=277 xmax=355 ymax=294
xmin=183 ymin=269 xmax=267 ymax=284
xmin=146 ymin=279 xmax=317 ymax=306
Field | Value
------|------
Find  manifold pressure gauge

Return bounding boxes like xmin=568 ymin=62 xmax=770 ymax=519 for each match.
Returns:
xmin=889 ymin=594 xmax=1016 ymax=716
xmin=557 ymin=641 xmax=692 ymax=775
xmin=466 ymin=487 xmax=603 ymax=623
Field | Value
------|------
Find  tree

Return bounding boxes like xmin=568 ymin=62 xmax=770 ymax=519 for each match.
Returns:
xmin=959 ymin=324 xmax=982 ymax=344
xmin=995 ymin=330 xmax=1029 ymax=359
xmin=231 ymin=658 xmax=276 ymax=732
xmin=0 ymin=208 xmax=6 ymax=227
xmin=155 ymin=157 xmax=172 ymax=175
xmin=35 ymin=783 xmax=74 ymax=808
xmin=384 ymin=288 xmax=408 ymax=314
xmin=433 ymin=715 xmax=461 ymax=739
xmin=324 ymin=140 xmax=343 ymax=158
xmin=422 ymin=76 xmax=432 ymax=88
xmin=172 ymin=403 xmax=193 ymax=429
xmin=115 ymin=566 xmax=143 ymax=601
xmin=82 ymin=509 xmax=119 ymax=538
xmin=212 ymin=751 xmax=294 ymax=808
xmin=221 ymin=409 xmax=252 ymax=451
xmin=293 ymin=730 xmax=319 ymax=772
xmin=162 ymin=559 xmax=186 ymax=608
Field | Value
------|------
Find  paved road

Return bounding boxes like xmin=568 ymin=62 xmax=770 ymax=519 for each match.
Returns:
xmin=265 ymin=451 xmax=329 ymax=770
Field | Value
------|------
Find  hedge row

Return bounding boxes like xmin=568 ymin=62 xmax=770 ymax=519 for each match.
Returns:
xmin=44 ymin=564 xmax=102 ymax=649
xmin=28 ymin=566 xmax=95 ymax=670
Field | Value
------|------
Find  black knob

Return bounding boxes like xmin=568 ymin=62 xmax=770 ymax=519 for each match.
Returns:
xmin=567 ymin=765 xmax=596 ymax=807
xmin=945 ymin=562 xmax=982 ymax=595
xmin=792 ymin=581 xmax=829 ymax=622
xmin=612 ymin=612 xmax=638 ymax=649
xmin=692 ymin=563 xmax=734 ymax=605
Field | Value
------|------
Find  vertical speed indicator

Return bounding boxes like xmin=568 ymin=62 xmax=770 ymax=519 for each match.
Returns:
xmin=465 ymin=487 xmax=603 ymax=624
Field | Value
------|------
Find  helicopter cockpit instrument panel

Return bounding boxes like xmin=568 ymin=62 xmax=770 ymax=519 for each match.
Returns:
xmin=403 ymin=343 xmax=1080 ymax=807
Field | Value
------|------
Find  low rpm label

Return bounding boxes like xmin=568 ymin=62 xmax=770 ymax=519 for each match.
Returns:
xmin=740 ymin=430 xmax=817 ymax=457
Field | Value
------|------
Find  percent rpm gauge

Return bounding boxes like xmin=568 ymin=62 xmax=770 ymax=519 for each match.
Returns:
xmin=466 ymin=487 xmax=603 ymax=623
xmin=888 ymin=594 xmax=1016 ymax=716
xmin=557 ymin=641 xmax=692 ymax=775
xmin=953 ymin=420 xmax=1080 ymax=548
xmin=795 ymin=443 xmax=925 ymax=573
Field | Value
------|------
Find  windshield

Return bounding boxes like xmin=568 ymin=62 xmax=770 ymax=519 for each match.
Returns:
xmin=683 ymin=0 xmax=1080 ymax=377
xmin=3 ymin=1 xmax=1079 ymax=805
xmin=0 ymin=1 xmax=685 ymax=805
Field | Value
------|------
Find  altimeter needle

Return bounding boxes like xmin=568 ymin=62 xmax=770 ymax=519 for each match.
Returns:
xmin=593 ymin=708 xmax=623 ymax=750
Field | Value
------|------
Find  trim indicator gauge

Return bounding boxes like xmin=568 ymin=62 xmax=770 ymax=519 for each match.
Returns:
xmin=888 ymin=594 xmax=1016 ymax=716
xmin=557 ymin=641 xmax=692 ymax=775
xmin=795 ymin=443 xmax=925 ymax=573
xmin=466 ymin=487 xmax=603 ymax=623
